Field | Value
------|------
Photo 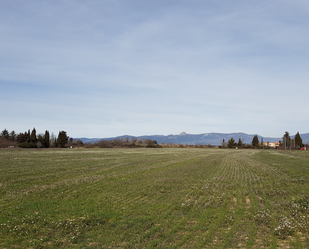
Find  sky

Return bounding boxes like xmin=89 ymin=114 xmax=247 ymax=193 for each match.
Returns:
xmin=1 ymin=0 xmax=309 ymax=138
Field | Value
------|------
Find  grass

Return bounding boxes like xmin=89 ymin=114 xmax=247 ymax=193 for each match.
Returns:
xmin=1 ymin=148 xmax=309 ymax=248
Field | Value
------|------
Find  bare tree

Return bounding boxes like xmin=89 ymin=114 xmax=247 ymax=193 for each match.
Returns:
xmin=283 ymin=132 xmax=291 ymax=150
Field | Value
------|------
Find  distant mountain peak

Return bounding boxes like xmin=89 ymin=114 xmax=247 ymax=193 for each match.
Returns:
xmin=75 ymin=132 xmax=309 ymax=145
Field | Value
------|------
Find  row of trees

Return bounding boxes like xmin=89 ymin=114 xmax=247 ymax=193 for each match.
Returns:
xmin=0 ymin=128 xmax=69 ymax=148
xmin=222 ymin=138 xmax=244 ymax=148
xmin=0 ymin=130 xmax=159 ymax=149
xmin=1 ymin=128 xmax=306 ymax=150
xmin=281 ymin=131 xmax=304 ymax=150
xmin=223 ymin=132 xmax=305 ymax=149
xmin=86 ymin=137 xmax=161 ymax=148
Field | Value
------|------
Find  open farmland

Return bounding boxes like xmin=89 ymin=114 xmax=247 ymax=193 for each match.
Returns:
xmin=1 ymin=148 xmax=309 ymax=248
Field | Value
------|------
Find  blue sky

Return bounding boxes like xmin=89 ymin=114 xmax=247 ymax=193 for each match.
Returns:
xmin=1 ymin=0 xmax=309 ymax=138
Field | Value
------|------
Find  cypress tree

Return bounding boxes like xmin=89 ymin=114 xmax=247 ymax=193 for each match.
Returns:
xmin=30 ymin=128 xmax=37 ymax=144
xmin=57 ymin=131 xmax=68 ymax=148
xmin=294 ymin=132 xmax=303 ymax=148
xmin=27 ymin=130 xmax=31 ymax=142
xmin=1 ymin=129 xmax=9 ymax=139
xmin=252 ymin=135 xmax=259 ymax=148
xmin=44 ymin=130 xmax=50 ymax=148
xmin=237 ymin=138 xmax=243 ymax=148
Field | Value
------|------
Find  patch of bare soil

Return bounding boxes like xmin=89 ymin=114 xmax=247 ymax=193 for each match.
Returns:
xmin=246 ymin=196 xmax=251 ymax=209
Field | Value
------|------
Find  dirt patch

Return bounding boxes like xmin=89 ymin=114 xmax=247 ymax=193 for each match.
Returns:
xmin=233 ymin=196 xmax=237 ymax=206
xmin=277 ymin=238 xmax=293 ymax=248
xmin=245 ymin=196 xmax=251 ymax=209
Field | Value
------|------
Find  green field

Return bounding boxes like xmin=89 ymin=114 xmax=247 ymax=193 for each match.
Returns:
xmin=1 ymin=148 xmax=309 ymax=248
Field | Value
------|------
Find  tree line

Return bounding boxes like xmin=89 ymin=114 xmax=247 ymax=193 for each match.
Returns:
xmin=281 ymin=131 xmax=304 ymax=150
xmin=1 ymin=128 xmax=306 ymax=150
xmin=0 ymin=128 xmax=69 ymax=148
xmin=85 ymin=137 xmax=161 ymax=148
xmin=0 ymin=130 xmax=160 ymax=149
xmin=223 ymin=131 xmax=305 ymax=149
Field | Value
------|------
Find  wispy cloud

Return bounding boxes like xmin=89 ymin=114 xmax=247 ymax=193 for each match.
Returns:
xmin=1 ymin=0 xmax=309 ymax=137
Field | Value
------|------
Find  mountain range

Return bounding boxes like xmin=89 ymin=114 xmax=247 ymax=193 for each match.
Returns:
xmin=74 ymin=132 xmax=309 ymax=146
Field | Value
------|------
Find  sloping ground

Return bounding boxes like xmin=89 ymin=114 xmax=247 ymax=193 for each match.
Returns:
xmin=1 ymin=148 xmax=309 ymax=248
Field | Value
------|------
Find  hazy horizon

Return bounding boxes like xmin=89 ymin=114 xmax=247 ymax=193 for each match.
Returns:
xmin=74 ymin=131 xmax=306 ymax=140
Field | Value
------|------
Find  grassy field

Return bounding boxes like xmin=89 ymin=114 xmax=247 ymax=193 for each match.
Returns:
xmin=1 ymin=148 xmax=309 ymax=248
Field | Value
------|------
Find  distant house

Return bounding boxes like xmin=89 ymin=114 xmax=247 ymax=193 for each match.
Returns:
xmin=263 ymin=142 xmax=280 ymax=148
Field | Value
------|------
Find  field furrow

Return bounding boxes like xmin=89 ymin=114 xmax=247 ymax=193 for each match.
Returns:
xmin=1 ymin=148 xmax=309 ymax=248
